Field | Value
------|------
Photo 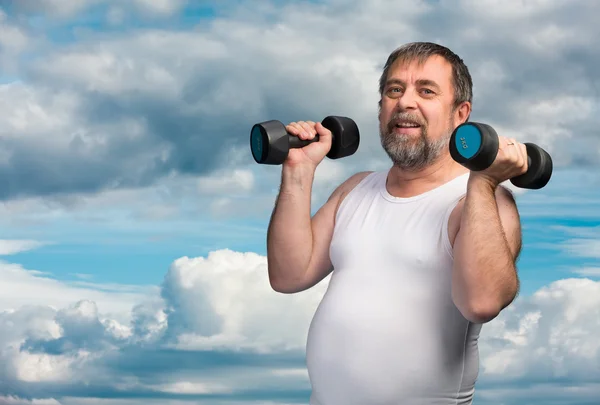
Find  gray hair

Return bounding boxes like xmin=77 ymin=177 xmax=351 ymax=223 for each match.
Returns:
xmin=378 ymin=42 xmax=473 ymax=110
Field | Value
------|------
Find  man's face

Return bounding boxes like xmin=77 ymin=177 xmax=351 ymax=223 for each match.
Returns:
xmin=378 ymin=55 xmax=470 ymax=171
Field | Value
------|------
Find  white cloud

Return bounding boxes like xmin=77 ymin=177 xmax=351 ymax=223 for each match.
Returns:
xmin=479 ymin=278 xmax=600 ymax=384
xmin=8 ymin=0 xmax=102 ymax=18
xmin=0 ymin=0 xmax=599 ymax=403
xmin=1 ymin=0 xmax=597 ymax=202
xmin=459 ymin=0 xmax=571 ymax=19
xmin=0 ymin=11 xmax=28 ymax=52
xmin=0 ymin=239 xmax=49 ymax=255
xmin=0 ymin=248 xmax=323 ymax=402
xmin=131 ymin=0 xmax=187 ymax=16
xmin=197 ymin=169 xmax=255 ymax=195
xmin=0 ymin=260 xmax=156 ymax=323
xmin=160 ymin=249 xmax=328 ymax=352
xmin=552 ymin=228 xmax=600 ymax=260
xmin=0 ymin=11 xmax=30 ymax=76
xmin=0 ymin=249 xmax=597 ymax=404
xmin=0 ymin=397 xmax=61 ymax=405
xmin=560 ymin=239 xmax=600 ymax=259
xmin=572 ymin=267 xmax=600 ymax=277
xmin=6 ymin=0 xmax=188 ymax=19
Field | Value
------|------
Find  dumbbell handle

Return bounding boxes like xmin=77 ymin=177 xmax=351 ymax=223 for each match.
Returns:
xmin=289 ymin=134 xmax=320 ymax=149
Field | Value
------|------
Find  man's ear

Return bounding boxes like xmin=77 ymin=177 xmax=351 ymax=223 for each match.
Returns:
xmin=455 ymin=101 xmax=471 ymax=125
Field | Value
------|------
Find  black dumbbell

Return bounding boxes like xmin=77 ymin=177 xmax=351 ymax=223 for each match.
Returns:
xmin=449 ymin=122 xmax=553 ymax=189
xmin=250 ymin=116 xmax=360 ymax=165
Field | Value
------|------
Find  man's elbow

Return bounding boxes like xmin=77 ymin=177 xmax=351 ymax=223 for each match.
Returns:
xmin=458 ymin=292 xmax=517 ymax=324
xmin=460 ymin=301 xmax=502 ymax=324
xmin=269 ymin=278 xmax=300 ymax=294
xmin=268 ymin=272 xmax=306 ymax=294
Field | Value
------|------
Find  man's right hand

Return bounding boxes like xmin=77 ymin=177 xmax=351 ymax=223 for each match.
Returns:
xmin=284 ymin=120 xmax=333 ymax=169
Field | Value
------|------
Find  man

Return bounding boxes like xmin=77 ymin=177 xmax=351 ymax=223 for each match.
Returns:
xmin=266 ymin=42 xmax=525 ymax=404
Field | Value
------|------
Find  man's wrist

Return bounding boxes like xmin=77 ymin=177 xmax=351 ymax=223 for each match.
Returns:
xmin=281 ymin=163 xmax=316 ymax=193
xmin=467 ymin=172 xmax=499 ymax=194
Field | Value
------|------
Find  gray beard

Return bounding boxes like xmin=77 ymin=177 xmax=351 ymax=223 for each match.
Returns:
xmin=380 ymin=115 xmax=452 ymax=171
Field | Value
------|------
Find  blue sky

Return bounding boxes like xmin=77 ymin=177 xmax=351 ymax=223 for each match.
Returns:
xmin=0 ymin=0 xmax=599 ymax=404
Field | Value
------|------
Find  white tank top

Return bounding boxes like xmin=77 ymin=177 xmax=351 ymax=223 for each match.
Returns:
xmin=306 ymin=169 xmax=482 ymax=405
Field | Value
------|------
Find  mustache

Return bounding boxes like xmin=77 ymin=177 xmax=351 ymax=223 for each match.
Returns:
xmin=386 ymin=112 xmax=426 ymax=132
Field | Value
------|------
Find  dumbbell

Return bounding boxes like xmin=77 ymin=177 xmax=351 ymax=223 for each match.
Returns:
xmin=250 ymin=116 xmax=360 ymax=165
xmin=449 ymin=122 xmax=552 ymax=189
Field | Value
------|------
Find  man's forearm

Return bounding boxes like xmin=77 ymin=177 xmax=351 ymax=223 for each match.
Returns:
xmin=266 ymin=164 xmax=316 ymax=289
xmin=452 ymin=176 xmax=519 ymax=322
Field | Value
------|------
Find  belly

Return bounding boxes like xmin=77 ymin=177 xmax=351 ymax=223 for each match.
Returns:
xmin=305 ymin=269 xmax=473 ymax=405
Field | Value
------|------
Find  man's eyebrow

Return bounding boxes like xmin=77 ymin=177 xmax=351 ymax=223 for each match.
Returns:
xmin=416 ymin=79 xmax=441 ymax=89
xmin=385 ymin=78 xmax=441 ymax=89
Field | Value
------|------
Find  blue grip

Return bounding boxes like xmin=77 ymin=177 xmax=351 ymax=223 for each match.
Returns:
xmin=454 ymin=124 xmax=482 ymax=159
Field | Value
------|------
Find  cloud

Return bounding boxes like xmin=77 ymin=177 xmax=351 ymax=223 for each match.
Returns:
xmin=197 ymin=169 xmax=254 ymax=195
xmin=129 ymin=0 xmax=188 ymax=16
xmin=0 ymin=249 xmax=322 ymax=403
xmin=0 ymin=0 xmax=101 ymax=18
xmin=0 ymin=249 xmax=598 ymax=404
xmin=549 ymin=224 xmax=600 ymax=260
xmin=0 ymin=260 xmax=156 ymax=323
xmin=0 ymin=0 xmax=188 ymax=19
xmin=158 ymin=249 xmax=327 ymax=352
xmin=0 ymin=0 xmax=596 ymax=202
xmin=572 ymin=268 xmax=600 ymax=277
xmin=0 ymin=10 xmax=29 ymax=74
xmin=0 ymin=240 xmax=49 ymax=255
xmin=478 ymin=278 xmax=600 ymax=382
xmin=0 ymin=397 xmax=61 ymax=405
xmin=0 ymin=0 xmax=598 ymax=404
xmin=561 ymin=239 xmax=600 ymax=259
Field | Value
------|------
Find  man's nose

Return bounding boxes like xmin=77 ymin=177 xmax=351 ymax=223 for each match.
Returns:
xmin=397 ymin=89 xmax=418 ymax=110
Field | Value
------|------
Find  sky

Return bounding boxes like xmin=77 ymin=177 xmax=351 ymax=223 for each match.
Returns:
xmin=0 ymin=0 xmax=599 ymax=404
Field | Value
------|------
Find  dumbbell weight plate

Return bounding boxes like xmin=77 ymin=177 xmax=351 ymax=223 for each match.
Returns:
xmin=250 ymin=120 xmax=292 ymax=165
xmin=321 ymin=116 xmax=360 ymax=159
xmin=449 ymin=122 xmax=499 ymax=172
xmin=510 ymin=142 xmax=553 ymax=189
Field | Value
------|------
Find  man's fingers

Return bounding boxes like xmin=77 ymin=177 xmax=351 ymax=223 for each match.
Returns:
xmin=286 ymin=122 xmax=311 ymax=140
xmin=285 ymin=122 xmax=300 ymax=135
xmin=285 ymin=120 xmax=332 ymax=144
xmin=299 ymin=121 xmax=317 ymax=140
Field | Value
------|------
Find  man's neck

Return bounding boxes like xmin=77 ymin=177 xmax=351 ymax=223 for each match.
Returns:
xmin=385 ymin=153 xmax=470 ymax=198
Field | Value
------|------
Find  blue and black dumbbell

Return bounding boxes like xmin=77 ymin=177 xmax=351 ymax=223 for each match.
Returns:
xmin=250 ymin=116 xmax=360 ymax=165
xmin=449 ymin=122 xmax=553 ymax=189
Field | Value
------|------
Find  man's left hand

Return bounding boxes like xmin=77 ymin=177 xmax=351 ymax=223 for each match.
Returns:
xmin=469 ymin=136 xmax=528 ymax=188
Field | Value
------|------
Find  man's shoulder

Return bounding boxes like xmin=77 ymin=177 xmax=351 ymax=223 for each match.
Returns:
xmin=343 ymin=170 xmax=375 ymax=189
xmin=324 ymin=171 xmax=375 ymax=214
xmin=332 ymin=170 xmax=375 ymax=198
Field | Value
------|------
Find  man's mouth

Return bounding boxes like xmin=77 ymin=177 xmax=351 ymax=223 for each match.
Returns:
xmin=393 ymin=120 xmax=422 ymax=130
xmin=395 ymin=122 xmax=420 ymax=128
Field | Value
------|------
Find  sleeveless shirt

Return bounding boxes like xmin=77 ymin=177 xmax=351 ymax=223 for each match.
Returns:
xmin=305 ymin=169 xmax=482 ymax=405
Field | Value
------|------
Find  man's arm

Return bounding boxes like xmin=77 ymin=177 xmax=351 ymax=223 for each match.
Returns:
xmin=450 ymin=176 xmax=522 ymax=324
xmin=267 ymin=167 xmax=371 ymax=294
